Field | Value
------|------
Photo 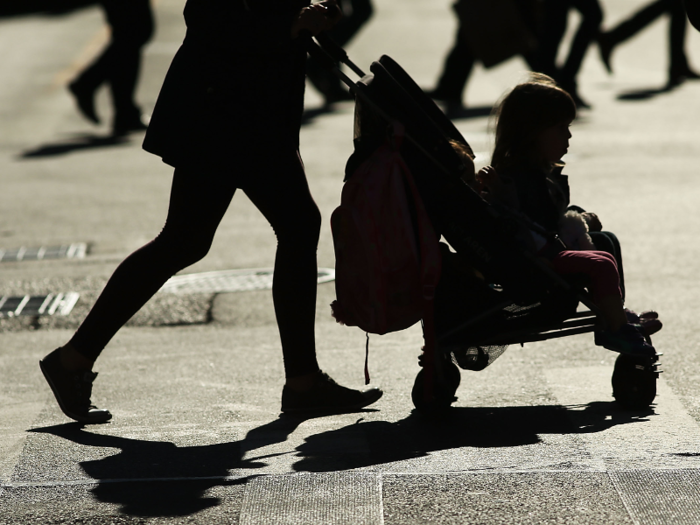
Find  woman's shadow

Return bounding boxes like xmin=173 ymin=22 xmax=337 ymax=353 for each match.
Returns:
xmin=29 ymin=401 xmax=653 ymax=518
xmin=29 ymin=415 xmax=307 ymax=517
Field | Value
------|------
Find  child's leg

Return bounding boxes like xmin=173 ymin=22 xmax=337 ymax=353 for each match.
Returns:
xmin=550 ymin=250 xmax=654 ymax=355
xmin=550 ymin=250 xmax=621 ymax=304
xmin=595 ymin=294 xmax=627 ymax=331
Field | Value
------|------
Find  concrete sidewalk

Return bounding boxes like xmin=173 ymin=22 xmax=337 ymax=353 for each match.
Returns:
xmin=2 ymin=1 xmax=700 ymax=523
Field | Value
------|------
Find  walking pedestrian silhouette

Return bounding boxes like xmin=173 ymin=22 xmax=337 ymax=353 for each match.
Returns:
xmin=67 ymin=0 xmax=154 ymax=135
xmin=598 ymin=0 xmax=699 ymax=88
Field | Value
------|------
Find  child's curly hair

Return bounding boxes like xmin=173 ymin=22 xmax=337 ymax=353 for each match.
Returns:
xmin=491 ymin=73 xmax=576 ymax=172
xmin=449 ymin=139 xmax=476 ymax=188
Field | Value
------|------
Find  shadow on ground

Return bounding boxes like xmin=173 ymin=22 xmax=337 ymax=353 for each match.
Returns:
xmin=29 ymin=401 xmax=653 ymax=518
xmin=294 ymin=401 xmax=654 ymax=471
xmin=19 ymin=134 xmax=131 ymax=159
xmin=617 ymin=84 xmax=678 ymax=101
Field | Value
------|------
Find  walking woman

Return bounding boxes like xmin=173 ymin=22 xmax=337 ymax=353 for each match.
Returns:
xmin=41 ymin=0 xmax=382 ymax=424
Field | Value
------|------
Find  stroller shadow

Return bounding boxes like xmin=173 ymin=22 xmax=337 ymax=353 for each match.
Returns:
xmin=19 ymin=134 xmax=130 ymax=159
xmin=292 ymin=402 xmax=655 ymax=472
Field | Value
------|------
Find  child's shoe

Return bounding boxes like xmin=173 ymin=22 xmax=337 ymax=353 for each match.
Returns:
xmin=624 ymin=309 xmax=663 ymax=336
xmin=595 ymin=323 xmax=657 ymax=357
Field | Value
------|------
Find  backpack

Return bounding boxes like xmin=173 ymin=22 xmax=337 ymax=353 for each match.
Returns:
xmin=330 ymin=123 xmax=442 ymax=382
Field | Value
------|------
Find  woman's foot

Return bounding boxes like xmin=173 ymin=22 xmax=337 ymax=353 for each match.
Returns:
xmin=281 ymin=371 xmax=382 ymax=414
xmin=594 ymin=323 xmax=657 ymax=357
xmin=39 ymin=347 xmax=112 ymax=424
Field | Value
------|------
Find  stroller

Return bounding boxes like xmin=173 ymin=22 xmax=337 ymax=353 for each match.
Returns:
xmin=308 ymin=35 xmax=661 ymax=413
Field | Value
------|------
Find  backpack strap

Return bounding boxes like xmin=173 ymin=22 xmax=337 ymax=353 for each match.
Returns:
xmin=388 ymin=121 xmax=442 ymax=404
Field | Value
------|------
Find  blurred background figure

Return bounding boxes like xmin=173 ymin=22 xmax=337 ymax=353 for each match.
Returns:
xmin=685 ymin=0 xmax=700 ymax=30
xmin=426 ymin=0 xmax=540 ymax=112
xmin=597 ymin=0 xmax=699 ymax=88
xmin=537 ymin=0 xmax=603 ymax=108
xmin=68 ymin=0 xmax=154 ymax=135
xmin=306 ymin=0 xmax=373 ymax=105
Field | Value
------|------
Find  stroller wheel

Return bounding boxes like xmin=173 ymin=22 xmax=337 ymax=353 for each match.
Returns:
xmin=411 ymin=356 xmax=461 ymax=414
xmin=611 ymin=353 xmax=659 ymax=409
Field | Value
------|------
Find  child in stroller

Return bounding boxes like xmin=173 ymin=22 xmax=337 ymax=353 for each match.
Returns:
xmin=481 ymin=74 xmax=661 ymax=349
xmin=451 ymin=126 xmax=654 ymax=358
xmin=421 ymin=74 xmax=663 ymax=408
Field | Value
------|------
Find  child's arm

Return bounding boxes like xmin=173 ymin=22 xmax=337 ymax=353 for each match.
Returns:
xmin=476 ymin=166 xmax=520 ymax=209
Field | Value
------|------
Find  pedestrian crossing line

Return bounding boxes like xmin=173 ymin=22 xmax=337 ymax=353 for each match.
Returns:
xmin=2 ymin=474 xmax=251 ymax=489
xmin=610 ymin=469 xmax=700 ymax=525
xmin=239 ymin=472 xmax=383 ymax=525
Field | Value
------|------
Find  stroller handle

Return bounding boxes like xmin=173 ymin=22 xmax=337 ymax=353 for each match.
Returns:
xmin=304 ymin=32 xmax=366 ymax=77
xmin=315 ymin=33 xmax=366 ymax=77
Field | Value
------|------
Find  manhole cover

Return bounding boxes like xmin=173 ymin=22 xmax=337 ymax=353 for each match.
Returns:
xmin=159 ymin=268 xmax=335 ymax=294
xmin=0 ymin=293 xmax=79 ymax=317
xmin=0 ymin=243 xmax=87 ymax=262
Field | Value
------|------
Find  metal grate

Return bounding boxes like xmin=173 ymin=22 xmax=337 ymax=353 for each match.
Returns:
xmin=0 ymin=243 xmax=87 ymax=262
xmin=159 ymin=268 xmax=335 ymax=294
xmin=0 ymin=293 xmax=79 ymax=317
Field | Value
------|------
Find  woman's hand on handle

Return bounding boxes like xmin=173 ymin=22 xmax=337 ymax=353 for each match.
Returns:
xmin=291 ymin=0 xmax=342 ymax=38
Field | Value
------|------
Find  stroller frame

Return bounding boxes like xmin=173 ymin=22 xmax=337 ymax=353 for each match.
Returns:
xmin=308 ymin=35 xmax=661 ymax=412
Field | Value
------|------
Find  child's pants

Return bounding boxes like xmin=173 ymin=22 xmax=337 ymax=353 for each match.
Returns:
xmin=549 ymin=249 xmax=621 ymax=301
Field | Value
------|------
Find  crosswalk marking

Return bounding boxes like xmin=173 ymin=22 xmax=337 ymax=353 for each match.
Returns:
xmin=240 ymin=472 xmax=383 ymax=525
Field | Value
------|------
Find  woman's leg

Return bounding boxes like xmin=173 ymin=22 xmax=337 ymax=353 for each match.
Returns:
xmin=69 ymin=167 xmax=238 ymax=362
xmin=560 ymin=0 xmax=603 ymax=88
xmin=241 ymin=150 xmax=382 ymax=412
xmin=241 ymin=151 xmax=322 ymax=379
xmin=41 ymin=166 xmax=237 ymax=423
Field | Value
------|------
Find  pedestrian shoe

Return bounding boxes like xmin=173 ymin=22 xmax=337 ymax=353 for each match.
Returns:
xmin=594 ymin=323 xmax=657 ymax=357
xmin=668 ymin=67 xmax=700 ymax=88
xmin=112 ymin=115 xmax=149 ymax=136
xmin=39 ymin=348 xmax=112 ymax=424
xmin=597 ymin=33 xmax=613 ymax=74
xmin=281 ymin=371 xmax=383 ymax=415
xmin=68 ymin=81 xmax=100 ymax=124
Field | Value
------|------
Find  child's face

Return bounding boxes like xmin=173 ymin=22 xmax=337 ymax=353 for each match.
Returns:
xmin=536 ymin=119 xmax=572 ymax=164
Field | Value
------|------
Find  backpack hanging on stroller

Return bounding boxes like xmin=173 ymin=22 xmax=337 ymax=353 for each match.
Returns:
xmin=308 ymin=35 xmax=661 ymax=413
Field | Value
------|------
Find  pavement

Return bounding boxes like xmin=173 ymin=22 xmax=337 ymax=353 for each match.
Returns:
xmin=2 ymin=1 xmax=700 ymax=523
